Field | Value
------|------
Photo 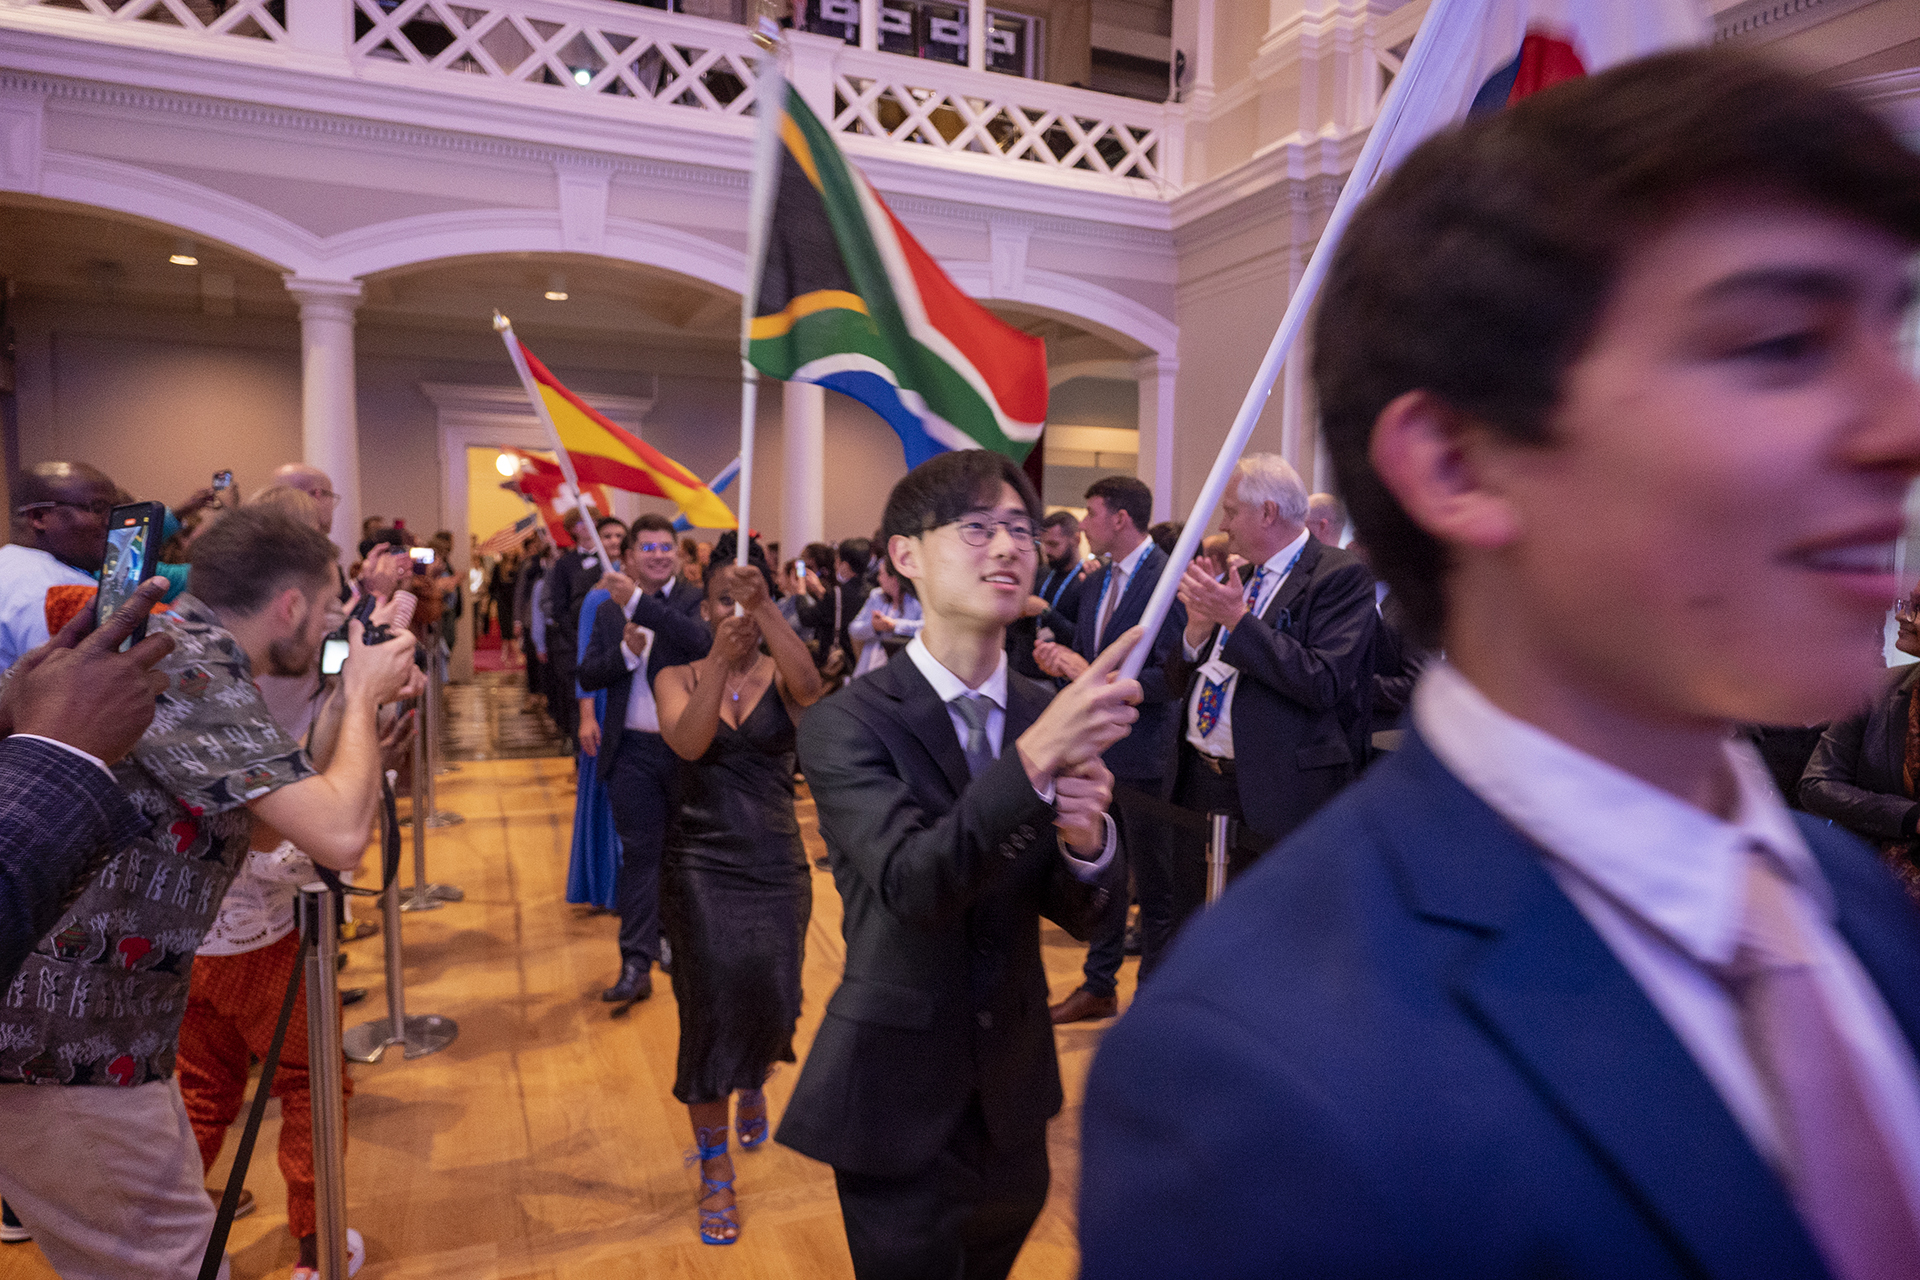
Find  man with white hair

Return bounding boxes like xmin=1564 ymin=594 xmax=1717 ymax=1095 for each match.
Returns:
xmin=1305 ymin=491 xmax=1346 ymax=547
xmin=1169 ymin=453 xmax=1376 ymax=931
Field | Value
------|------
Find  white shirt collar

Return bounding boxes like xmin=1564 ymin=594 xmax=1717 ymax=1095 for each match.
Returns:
xmin=1257 ymin=528 xmax=1311 ymax=581
xmin=1110 ymin=536 xmax=1152 ymax=579
xmin=905 ymin=633 xmax=1008 ymax=710
xmin=1412 ymin=660 xmax=1826 ymax=967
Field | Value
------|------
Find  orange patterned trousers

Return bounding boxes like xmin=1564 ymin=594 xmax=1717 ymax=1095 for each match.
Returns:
xmin=177 ymin=929 xmax=353 ymax=1240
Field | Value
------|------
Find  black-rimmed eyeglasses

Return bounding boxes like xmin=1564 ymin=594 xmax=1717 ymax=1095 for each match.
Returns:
xmin=945 ymin=516 xmax=1036 ymax=549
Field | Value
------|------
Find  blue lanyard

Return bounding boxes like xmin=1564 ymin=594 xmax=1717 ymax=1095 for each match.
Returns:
xmin=1043 ymin=564 xmax=1075 ymax=609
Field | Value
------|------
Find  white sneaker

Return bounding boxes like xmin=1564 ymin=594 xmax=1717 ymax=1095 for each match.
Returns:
xmin=292 ymin=1228 xmax=365 ymax=1279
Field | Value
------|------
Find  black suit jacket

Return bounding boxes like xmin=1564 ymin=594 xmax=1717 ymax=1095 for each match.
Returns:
xmin=542 ymin=547 xmax=611 ymax=676
xmin=1068 ymin=544 xmax=1185 ymax=782
xmin=1008 ymin=557 xmax=1086 ymax=680
xmin=1168 ymin=536 xmax=1376 ymax=842
xmin=576 ymin=582 xmax=709 ymax=781
xmin=779 ymin=654 xmax=1120 ymax=1177
xmin=1801 ymin=666 xmax=1920 ymax=844
xmin=1083 ymin=729 xmax=1920 ymax=1278
xmin=1370 ymin=588 xmax=1431 ymax=734
xmin=0 ymin=737 xmax=147 ymax=986
xmin=795 ymin=578 xmax=866 ymax=665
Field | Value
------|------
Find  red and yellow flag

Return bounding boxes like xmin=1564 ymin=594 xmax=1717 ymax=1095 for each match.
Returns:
xmin=517 ymin=342 xmax=737 ymax=530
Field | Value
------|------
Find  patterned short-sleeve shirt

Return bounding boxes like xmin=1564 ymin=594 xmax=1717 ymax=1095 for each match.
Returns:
xmin=0 ymin=595 xmax=315 ymax=1086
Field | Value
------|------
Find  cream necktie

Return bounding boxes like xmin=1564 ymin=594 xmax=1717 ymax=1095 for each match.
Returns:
xmin=1716 ymin=849 xmax=1920 ymax=1280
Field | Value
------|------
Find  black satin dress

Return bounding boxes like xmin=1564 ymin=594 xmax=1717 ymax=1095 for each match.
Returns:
xmin=660 ymin=683 xmax=811 ymax=1105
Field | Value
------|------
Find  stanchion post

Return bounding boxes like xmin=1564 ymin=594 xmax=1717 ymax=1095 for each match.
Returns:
xmin=1205 ymin=813 xmax=1232 ymax=906
xmin=433 ymin=643 xmax=460 ymax=776
xmin=298 ymin=883 xmax=351 ymax=1280
xmin=401 ymin=706 xmax=441 ymax=914
xmin=423 ymin=646 xmax=465 ymax=832
xmin=342 ymin=872 xmax=460 ymax=1063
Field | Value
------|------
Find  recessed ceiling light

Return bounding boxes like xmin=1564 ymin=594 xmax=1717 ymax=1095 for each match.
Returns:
xmin=572 ymin=67 xmax=592 ymax=86
xmin=495 ymin=452 xmax=518 ymax=476
xmin=169 ymin=238 xmax=199 ymax=267
xmin=545 ymin=271 xmax=568 ymax=302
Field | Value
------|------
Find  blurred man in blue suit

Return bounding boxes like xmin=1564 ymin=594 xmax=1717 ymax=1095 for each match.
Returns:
xmin=1082 ymin=50 xmax=1920 ymax=1280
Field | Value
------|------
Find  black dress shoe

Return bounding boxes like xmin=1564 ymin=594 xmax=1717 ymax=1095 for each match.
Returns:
xmin=340 ymin=986 xmax=369 ymax=1007
xmin=601 ymin=960 xmax=653 ymax=1004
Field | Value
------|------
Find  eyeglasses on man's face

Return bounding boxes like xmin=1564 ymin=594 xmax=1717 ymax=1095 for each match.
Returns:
xmin=17 ymin=498 xmax=114 ymax=519
xmin=1898 ymin=597 xmax=1920 ymax=623
xmin=945 ymin=514 xmax=1036 ymax=549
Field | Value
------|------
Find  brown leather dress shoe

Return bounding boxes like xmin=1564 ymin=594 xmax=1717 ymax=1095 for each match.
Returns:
xmin=1050 ymin=986 xmax=1119 ymax=1024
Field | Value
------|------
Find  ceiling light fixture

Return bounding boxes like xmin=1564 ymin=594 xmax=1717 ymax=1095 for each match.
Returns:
xmin=545 ymin=271 xmax=569 ymax=302
xmin=495 ymin=452 xmax=518 ymax=477
xmin=169 ymin=237 xmax=199 ymax=267
xmin=572 ymin=67 xmax=592 ymax=86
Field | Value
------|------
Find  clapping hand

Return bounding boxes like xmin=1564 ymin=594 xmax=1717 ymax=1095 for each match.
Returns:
xmin=1032 ymin=639 xmax=1089 ymax=681
xmin=1177 ymin=563 xmax=1248 ymax=645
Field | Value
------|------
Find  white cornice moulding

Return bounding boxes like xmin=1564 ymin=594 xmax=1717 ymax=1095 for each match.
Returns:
xmin=1251 ymin=0 xmax=1376 ymax=82
xmin=0 ymin=86 xmax=45 ymax=192
xmin=1170 ymin=133 xmax=1353 ymax=232
xmin=421 ymin=382 xmax=651 ymax=434
xmin=1845 ymin=64 xmax=1920 ymax=133
xmin=1714 ymin=0 xmax=1881 ymax=45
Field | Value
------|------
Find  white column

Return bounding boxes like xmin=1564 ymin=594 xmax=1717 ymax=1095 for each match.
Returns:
xmin=285 ymin=277 xmax=364 ymax=558
xmin=782 ymin=381 xmax=826 ymax=556
xmin=859 ymin=0 xmax=877 ymax=49
xmin=285 ymin=0 xmax=354 ymax=62
xmin=967 ymin=0 xmax=985 ymax=70
xmin=1134 ymin=354 xmax=1178 ymax=522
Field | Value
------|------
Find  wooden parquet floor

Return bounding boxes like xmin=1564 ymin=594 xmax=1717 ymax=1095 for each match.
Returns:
xmin=2 ymin=755 xmax=1135 ymax=1279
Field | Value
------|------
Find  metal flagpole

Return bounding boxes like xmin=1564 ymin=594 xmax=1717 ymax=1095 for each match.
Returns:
xmin=494 ymin=314 xmax=612 ymax=575
xmin=1115 ymin=0 xmax=1480 ymax=681
xmin=733 ymin=31 xmax=787 ymax=575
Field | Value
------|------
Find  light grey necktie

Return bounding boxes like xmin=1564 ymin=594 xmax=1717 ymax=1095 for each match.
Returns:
xmin=950 ymin=693 xmax=994 ymax=778
xmin=1096 ymin=565 xmax=1124 ymax=651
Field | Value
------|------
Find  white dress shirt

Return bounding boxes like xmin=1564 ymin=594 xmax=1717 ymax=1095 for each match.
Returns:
xmin=0 ymin=544 xmax=96 ymax=675
xmin=1415 ymin=661 xmax=1920 ymax=1209
xmin=1184 ymin=528 xmax=1310 ymax=760
xmin=903 ymin=635 xmax=1115 ymax=877
xmin=1091 ymin=537 xmax=1152 ymax=650
xmin=617 ymin=578 xmax=680 ymax=734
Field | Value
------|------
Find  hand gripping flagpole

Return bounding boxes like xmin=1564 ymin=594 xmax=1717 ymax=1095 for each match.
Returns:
xmin=1115 ymin=0 xmax=1480 ymax=681
xmin=494 ymin=313 xmax=613 ymax=575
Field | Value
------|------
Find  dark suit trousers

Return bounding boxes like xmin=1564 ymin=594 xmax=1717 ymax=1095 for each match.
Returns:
xmin=1081 ymin=775 xmax=1174 ymax=995
xmin=605 ymin=730 xmax=675 ymax=964
xmin=1168 ymin=745 xmax=1269 ymax=940
xmin=832 ymin=1095 xmax=1049 ymax=1280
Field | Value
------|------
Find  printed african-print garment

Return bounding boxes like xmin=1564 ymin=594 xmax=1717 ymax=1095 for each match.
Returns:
xmin=0 ymin=594 xmax=315 ymax=1086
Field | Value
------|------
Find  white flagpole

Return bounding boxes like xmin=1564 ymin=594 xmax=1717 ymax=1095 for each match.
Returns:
xmin=1116 ymin=0 xmax=1483 ymax=680
xmin=493 ymin=313 xmax=611 ymax=573
xmin=735 ymin=34 xmax=788 ymax=572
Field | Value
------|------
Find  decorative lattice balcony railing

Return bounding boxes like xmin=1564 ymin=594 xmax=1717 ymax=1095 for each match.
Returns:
xmin=3 ymin=0 xmax=1183 ymax=194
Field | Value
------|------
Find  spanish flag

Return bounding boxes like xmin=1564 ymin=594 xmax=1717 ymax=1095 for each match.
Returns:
xmin=516 ymin=342 xmax=737 ymax=530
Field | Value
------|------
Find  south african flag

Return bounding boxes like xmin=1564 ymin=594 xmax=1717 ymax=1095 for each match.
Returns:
xmin=746 ymin=82 xmax=1048 ymax=468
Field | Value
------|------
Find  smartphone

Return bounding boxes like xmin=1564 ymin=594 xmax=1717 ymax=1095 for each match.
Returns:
xmin=320 ymin=634 xmax=349 ymax=676
xmin=212 ymin=470 xmax=233 ymax=492
xmin=96 ymin=501 xmax=167 ymax=647
xmin=409 ymin=547 xmax=436 ymax=569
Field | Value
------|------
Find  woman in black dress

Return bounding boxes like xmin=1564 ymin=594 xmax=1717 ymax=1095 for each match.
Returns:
xmin=654 ymin=562 xmax=824 ymax=1245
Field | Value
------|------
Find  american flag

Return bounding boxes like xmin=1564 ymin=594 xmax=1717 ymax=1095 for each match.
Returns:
xmin=476 ymin=513 xmax=538 ymax=557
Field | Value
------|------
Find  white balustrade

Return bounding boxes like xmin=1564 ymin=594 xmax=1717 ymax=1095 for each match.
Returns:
xmin=4 ymin=0 xmax=1183 ymax=194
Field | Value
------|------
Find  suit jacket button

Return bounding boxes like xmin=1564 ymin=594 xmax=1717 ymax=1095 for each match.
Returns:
xmin=976 ymin=1010 xmax=993 ymax=1029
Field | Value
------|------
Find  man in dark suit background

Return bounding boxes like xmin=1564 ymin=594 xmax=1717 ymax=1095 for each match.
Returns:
xmin=1034 ymin=475 xmax=1188 ymax=1014
xmin=779 ymin=449 xmax=1138 ymax=1280
xmin=1008 ymin=510 xmax=1086 ymax=680
xmin=1082 ymin=50 xmax=1920 ymax=1279
xmin=577 ymin=513 xmax=708 ymax=1007
xmin=543 ymin=511 xmax=626 ymax=749
xmin=1168 ymin=452 xmax=1376 ymax=927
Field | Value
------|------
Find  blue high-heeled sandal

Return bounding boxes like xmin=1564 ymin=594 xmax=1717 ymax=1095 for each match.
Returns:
xmin=736 ymin=1089 xmax=769 ymax=1151
xmin=689 ymin=1126 xmax=738 ymax=1245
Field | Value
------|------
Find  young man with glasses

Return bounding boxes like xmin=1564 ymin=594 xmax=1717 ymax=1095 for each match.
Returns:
xmin=777 ymin=449 xmax=1139 ymax=1280
xmin=578 ymin=513 xmax=710 ymax=1008
xmin=1 ymin=462 xmax=119 ymax=674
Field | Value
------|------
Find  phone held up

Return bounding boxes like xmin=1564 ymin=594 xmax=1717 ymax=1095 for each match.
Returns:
xmin=212 ymin=470 xmax=233 ymax=493
xmin=96 ymin=502 xmax=167 ymax=649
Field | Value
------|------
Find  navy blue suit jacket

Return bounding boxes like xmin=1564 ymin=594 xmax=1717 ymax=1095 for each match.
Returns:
xmin=1081 ymin=729 xmax=1920 ymax=1279
xmin=1071 ymin=543 xmax=1186 ymax=782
